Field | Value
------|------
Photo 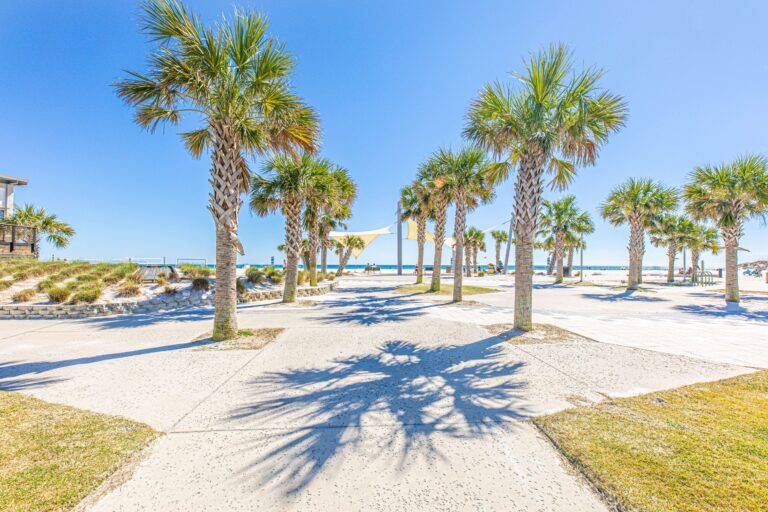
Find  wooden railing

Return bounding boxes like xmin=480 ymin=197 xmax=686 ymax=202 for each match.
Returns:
xmin=0 ymin=223 xmax=37 ymax=257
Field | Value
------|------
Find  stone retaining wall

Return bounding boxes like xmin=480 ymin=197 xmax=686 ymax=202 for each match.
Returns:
xmin=0 ymin=281 xmax=338 ymax=319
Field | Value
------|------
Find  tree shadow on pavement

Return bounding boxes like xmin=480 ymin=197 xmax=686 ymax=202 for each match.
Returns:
xmin=318 ymin=293 xmax=447 ymax=325
xmin=674 ymin=304 xmax=768 ymax=322
xmin=581 ymin=290 xmax=668 ymax=302
xmin=231 ymin=333 xmax=528 ymax=494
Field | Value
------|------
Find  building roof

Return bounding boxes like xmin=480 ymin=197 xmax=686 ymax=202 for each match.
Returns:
xmin=0 ymin=174 xmax=28 ymax=186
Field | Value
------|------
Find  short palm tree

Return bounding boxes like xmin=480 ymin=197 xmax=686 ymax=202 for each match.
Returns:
xmin=6 ymin=204 xmax=75 ymax=258
xmin=465 ymin=44 xmax=627 ymax=329
xmin=335 ymin=235 xmax=365 ymax=276
xmin=251 ymin=154 xmax=323 ymax=303
xmin=400 ymin=180 xmax=432 ymax=285
xmin=490 ymin=230 xmax=508 ymax=270
xmin=417 ymin=158 xmax=451 ymax=292
xmin=115 ymin=0 xmax=319 ymax=339
xmin=466 ymin=227 xmax=486 ymax=275
xmin=685 ymin=223 xmax=720 ymax=283
xmin=683 ymin=154 xmax=768 ymax=302
xmin=565 ymin=212 xmax=594 ymax=271
xmin=600 ymin=178 xmax=678 ymax=290
xmin=539 ymin=195 xmax=593 ymax=284
xmin=319 ymin=210 xmax=347 ymax=275
xmin=649 ymin=214 xmax=693 ymax=283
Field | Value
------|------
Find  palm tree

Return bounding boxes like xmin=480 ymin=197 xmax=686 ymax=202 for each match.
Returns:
xmin=686 ymin=223 xmax=720 ymax=283
xmin=315 ymin=167 xmax=356 ymax=279
xmin=649 ymin=214 xmax=693 ymax=283
xmin=490 ymin=230 xmax=508 ymax=270
xmin=539 ymin=195 xmax=593 ymax=284
xmin=251 ymin=154 xmax=323 ymax=303
xmin=336 ymin=235 xmax=365 ymax=276
xmin=5 ymin=204 xmax=75 ymax=258
xmin=466 ymin=227 xmax=486 ymax=275
xmin=319 ymin=212 xmax=345 ymax=275
xmin=600 ymin=178 xmax=678 ymax=290
xmin=565 ymin=213 xmax=593 ymax=271
xmin=417 ymin=158 xmax=451 ymax=292
xmin=683 ymin=154 xmax=768 ymax=303
xmin=115 ymin=0 xmax=319 ymax=339
xmin=465 ymin=44 xmax=627 ymax=330
xmin=401 ymin=180 xmax=433 ymax=285
xmin=433 ymin=147 xmax=495 ymax=302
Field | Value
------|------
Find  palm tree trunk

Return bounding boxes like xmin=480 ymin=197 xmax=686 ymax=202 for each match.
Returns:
xmin=722 ymin=227 xmax=740 ymax=303
xmin=453 ymin=191 xmax=467 ymax=302
xmin=567 ymin=247 xmax=574 ymax=271
xmin=472 ymin=248 xmax=478 ymax=274
xmin=495 ymin=241 xmax=501 ymax=269
xmin=666 ymin=241 xmax=676 ymax=283
xmin=554 ymin=231 xmax=565 ymax=284
xmin=416 ymin=214 xmax=426 ymax=284
xmin=209 ymin=123 xmax=243 ymax=340
xmin=336 ymin=248 xmax=352 ymax=276
xmin=321 ymin=238 xmax=328 ymax=276
xmin=282 ymin=197 xmax=302 ymax=303
xmin=547 ymin=253 xmax=555 ymax=275
xmin=464 ymin=244 xmax=472 ymax=278
xmin=430 ymin=196 xmax=447 ymax=292
xmin=637 ymin=234 xmax=645 ymax=284
xmin=513 ymin=153 xmax=546 ymax=330
xmin=691 ymin=248 xmax=700 ymax=283
xmin=627 ymin=218 xmax=643 ymax=290
xmin=308 ymin=217 xmax=320 ymax=286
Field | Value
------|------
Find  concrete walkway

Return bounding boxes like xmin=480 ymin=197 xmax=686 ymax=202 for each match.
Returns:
xmin=0 ymin=276 xmax=758 ymax=511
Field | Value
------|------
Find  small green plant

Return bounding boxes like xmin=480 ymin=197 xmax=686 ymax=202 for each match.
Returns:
xmin=236 ymin=278 xmax=246 ymax=295
xmin=36 ymin=278 xmax=57 ymax=292
xmin=0 ymin=280 xmax=13 ymax=291
xmin=269 ymin=271 xmax=283 ymax=284
xmin=191 ymin=277 xmax=211 ymax=292
xmin=478 ymin=270 xmax=486 ymax=277
xmin=325 ymin=273 xmax=335 ymax=281
xmin=246 ymin=267 xmax=266 ymax=284
xmin=156 ymin=275 xmax=169 ymax=287
xmin=263 ymin=266 xmax=277 ymax=277
xmin=179 ymin=264 xmax=212 ymax=278
xmin=163 ymin=285 xmax=179 ymax=296
xmin=125 ymin=272 xmax=143 ymax=284
xmin=118 ymin=282 xmax=141 ymax=297
xmin=297 ymin=270 xmax=307 ymax=286
xmin=47 ymin=286 xmax=71 ymax=303
xmin=12 ymin=288 xmax=36 ymax=302
xmin=71 ymin=286 xmax=102 ymax=304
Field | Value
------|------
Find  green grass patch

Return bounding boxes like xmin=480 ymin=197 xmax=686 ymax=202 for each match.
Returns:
xmin=395 ymin=283 xmax=499 ymax=296
xmin=535 ymin=370 xmax=768 ymax=512
xmin=0 ymin=391 xmax=158 ymax=512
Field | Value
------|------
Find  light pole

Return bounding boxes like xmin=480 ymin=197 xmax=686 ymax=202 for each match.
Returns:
xmin=503 ymin=211 xmax=514 ymax=274
xmin=396 ymin=200 xmax=403 ymax=276
xmin=579 ymin=232 xmax=584 ymax=283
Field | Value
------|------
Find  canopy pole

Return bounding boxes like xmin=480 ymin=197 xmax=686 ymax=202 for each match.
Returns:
xmin=503 ymin=210 xmax=514 ymax=274
xmin=397 ymin=201 xmax=403 ymax=275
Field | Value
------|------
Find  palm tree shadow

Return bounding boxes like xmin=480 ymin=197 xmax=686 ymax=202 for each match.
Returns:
xmin=318 ymin=293 xmax=446 ymax=325
xmin=674 ymin=304 xmax=768 ymax=322
xmin=581 ymin=290 xmax=668 ymax=302
xmin=231 ymin=334 xmax=528 ymax=494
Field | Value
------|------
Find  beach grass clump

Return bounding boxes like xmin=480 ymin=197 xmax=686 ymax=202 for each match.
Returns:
xmin=47 ymin=286 xmax=71 ymax=303
xmin=0 ymin=391 xmax=158 ymax=512
xmin=325 ymin=273 xmax=335 ymax=281
xmin=12 ymin=289 xmax=36 ymax=303
xmin=0 ymin=279 xmax=14 ymax=291
xmin=179 ymin=264 xmax=212 ymax=278
xmin=268 ymin=271 xmax=283 ymax=284
xmin=191 ymin=277 xmax=210 ymax=292
xmin=118 ymin=282 xmax=141 ymax=297
xmin=235 ymin=278 xmax=246 ymax=296
xmin=36 ymin=277 xmax=58 ymax=292
xmin=156 ymin=274 xmax=169 ymax=287
xmin=297 ymin=270 xmax=308 ymax=286
xmin=125 ymin=272 xmax=143 ymax=284
xmin=245 ymin=267 xmax=265 ymax=284
xmin=70 ymin=286 xmax=101 ymax=304
xmin=535 ymin=370 xmax=768 ymax=512
xmin=163 ymin=285 xmax=179 ymax=296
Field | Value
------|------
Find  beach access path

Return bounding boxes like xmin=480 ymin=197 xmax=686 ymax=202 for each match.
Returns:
xmin=0 ymin=273 xmax=763 ymax=511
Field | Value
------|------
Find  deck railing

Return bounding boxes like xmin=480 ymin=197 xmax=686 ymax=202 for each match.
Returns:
xmin=0 ymin=223 xmax=37 ymax=256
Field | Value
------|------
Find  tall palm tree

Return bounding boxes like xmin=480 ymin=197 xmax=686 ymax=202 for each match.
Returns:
xmin=466 ymin=227 xmax=486 ymax=275
xmin=600 ymin=178 xmax=678 ymax=290
xmin=417 ymin=158 xmax=451 ymax=292
xmin=319 ymin=211 xmax=346 ymax=275
xmin=565 ymin=213 xmax=593 ymax=271
xmin=465 ymin=44 xmax=627 ymax=329
xmin=683 ymin=154 xmax=768 ymax=303
xmin=436 ymin=147 xmax=495 ymax=302
xmin=649 ymin=214 xmax=693 ymax=283
xmin=335 ymin=235 xmax=365 ymax=276
xmin=685 ymin=223 xmax=720 ymax=283
xmin=400 ymin=180 xmax=432 ymax=284
xmin=115 ymin=0 xmax=319 ymax=339
xmin=539 ymin=195 xmax=593 ymax=284
xmin=490 ymin=230 xmax=508 ymax=269
xmin=6 ymin=204 xmax=75 ymax=258
xmin=251 ymin=154 xmax=323 ymax=303
xmin=317 ymin=167 xmax=356 ymax=278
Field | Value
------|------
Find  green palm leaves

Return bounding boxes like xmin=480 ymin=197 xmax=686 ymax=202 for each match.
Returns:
xmin=539 ymin=196 xmax=593 ymax=283
xmin=465 ymin=44 xmax=627 ymax=329
xmin=6 ymin=205 xmax=75 ymax=257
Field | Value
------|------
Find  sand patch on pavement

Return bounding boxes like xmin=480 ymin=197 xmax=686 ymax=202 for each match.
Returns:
xmin=485 ymin=323 xmax=594 ymax=345
xmin=193 ymin=328 xmax=284 ymax=350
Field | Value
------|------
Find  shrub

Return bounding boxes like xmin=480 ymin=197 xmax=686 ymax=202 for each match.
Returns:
xmin=47 ymin=287 xmax=71 ymax=303
xmin=13 ymin=270 xmax=32 ymax=281
xmin=246 ymin=267 xmax=266 ymax=284
xmin=70 ymin=286 xmax=102 ymax=304
xmin=156 ymin=275 xmax=169 ymax=287
xmin=163 ymin=285 xmax=179 ymax=296
xmin=297 ymin=270 xmax=307 ymax=286
xmin=236 ymin=278 xmax=246 ymax=295
xmin=37 ymin=278 xmax=57 ymax=292
xmin=179 ymin=264 xmax=212 ymax=278
xmin=118 ymin=282 xmax=141 ymax=297
xmin=316 ymin=272 xmax=325 ymax=281
xmin=478 ymin=270 xmax=486 ymax=277
xmin=125 ymin=272 xmax=143 ymax=284
xmin=191 ymin=277 xmax=211 ymax=292
xmin=0 ymin=280 xmax=13 ymax=291
xmin=269 ymin=271 xmax=283 ymax=284
xmin=12 ymin=288 xmax=36 ymax=302
xmin=325 ymin=273 xmax=335 ymax=281
xmin=102 ymin=274 xmax=122 ymax=285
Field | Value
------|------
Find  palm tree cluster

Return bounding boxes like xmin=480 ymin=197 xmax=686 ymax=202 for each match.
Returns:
xmin=601 ymin=154 xmax=768 ymax=303
xmin=538 ymin=196 xmax=594 ymax=284
xmin=116 ymin=0 xmax=351 ymax=338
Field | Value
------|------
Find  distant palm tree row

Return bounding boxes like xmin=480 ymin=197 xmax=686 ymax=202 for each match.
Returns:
xmin=602 ymin=155 xmax=768 ymax=302
xmin=116 ymin=0 xmax=355 ymax=339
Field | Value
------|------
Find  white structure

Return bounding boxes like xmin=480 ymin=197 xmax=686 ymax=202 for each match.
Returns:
xmin=0 ymin=174 xmax=28 ymax=220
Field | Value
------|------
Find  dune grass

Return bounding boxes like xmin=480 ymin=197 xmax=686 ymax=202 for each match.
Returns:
xmin=535 ymin=370 xmax=768 ymax=512
xmin=395 ymin=283 xmax=499 ymax=296
xmin=0 ymin=391 xmax=158 ymax=512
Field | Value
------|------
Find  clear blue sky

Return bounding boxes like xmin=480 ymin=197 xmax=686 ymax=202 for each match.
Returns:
xmin=2 ymin=0 xmax=767 ymax=267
